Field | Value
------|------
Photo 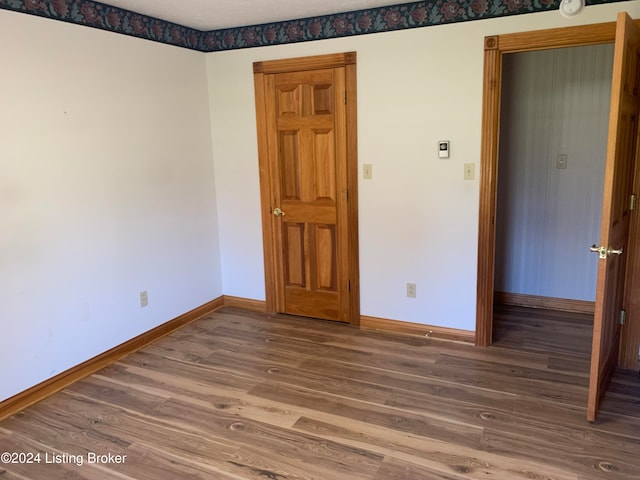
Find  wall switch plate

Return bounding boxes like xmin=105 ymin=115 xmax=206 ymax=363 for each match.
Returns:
xmin=557 ymin=154 xmax=568 ymax=169
xmin=363 ymin=164 xmax=373 ymax=180
xmin=438 ymin=141 xmax=450 ymax=158
xmin=464 ymin=163 xmax=475 ymax=180
xmin=140 ymin=291 xmax=148 ymax=308
xmin=406 ymin=283 xmax=416 ymax=298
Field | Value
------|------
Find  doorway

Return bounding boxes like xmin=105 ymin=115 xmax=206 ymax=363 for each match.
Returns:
xmin=476 ymin=15 xmax=640 ymax=421
xmin=253 ymin=52 xmax=360 ymax=325
xmin=492 ymin=44 xmax=614 ymax=354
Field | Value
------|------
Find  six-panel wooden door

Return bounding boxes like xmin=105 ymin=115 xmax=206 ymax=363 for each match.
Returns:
xmin=587 ymin=12 xmax=640 ymax=422
xmin=254 ymin=53 xmax=359 ymax=324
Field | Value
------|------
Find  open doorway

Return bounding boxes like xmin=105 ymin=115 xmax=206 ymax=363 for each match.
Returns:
xmin=492 ymin=44 xmax=614 ymax=358
xmin=476 ymin=15 xmax=640 ymax=421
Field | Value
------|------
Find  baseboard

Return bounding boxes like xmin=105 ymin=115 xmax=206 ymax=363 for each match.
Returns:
xmin=0 ymin=295 xmax=474 ymax=421
xmin=494 ymin=291 xmax=595 ymax=314
xmin=221 ymin=296 xmax=474 ymax=343
xmin=360 ymin=315 xmax=475 ymax=343
xmin=224 ymin=295 xmax=476 ymax=343
xmin=223 ymin=295 xmax=267 ymax=312
xmin=0 ymin=296 xmax=225 ymax=422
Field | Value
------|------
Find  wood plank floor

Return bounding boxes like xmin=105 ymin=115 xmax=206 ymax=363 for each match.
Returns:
xmin=1 ymin=306 xmax=639 ymax=480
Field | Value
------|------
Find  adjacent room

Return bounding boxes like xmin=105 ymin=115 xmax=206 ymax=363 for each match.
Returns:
xmin=1 ymin=0 xmax=640 ymax=478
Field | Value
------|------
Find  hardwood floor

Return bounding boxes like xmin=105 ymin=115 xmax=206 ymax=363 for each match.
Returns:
xmin=493 ymin=304 xmax=594 ymax=359
xmin=1 ymin=306 xmax=639 ymax=480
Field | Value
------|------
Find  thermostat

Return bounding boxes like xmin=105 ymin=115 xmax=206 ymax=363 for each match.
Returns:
xmin=438 ymin=141 xmax=450 ymax=159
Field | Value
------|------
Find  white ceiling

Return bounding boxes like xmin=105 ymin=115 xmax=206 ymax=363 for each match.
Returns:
xmin=98 ymin=0 xmax=410 ymax=31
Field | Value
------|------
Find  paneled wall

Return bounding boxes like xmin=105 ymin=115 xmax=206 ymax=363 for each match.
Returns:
xmin=495 ymin=44 xmax=614 ymax=301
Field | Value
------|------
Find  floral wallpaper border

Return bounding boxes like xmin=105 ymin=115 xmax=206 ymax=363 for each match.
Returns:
xmin=0 ymin=0 xmax=626 ymax=52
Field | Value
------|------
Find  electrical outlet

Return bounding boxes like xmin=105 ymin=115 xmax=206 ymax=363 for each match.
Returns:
xmin=406 ymin=283 xmax=416 ymax=298
xmin=140 ymin=291 xmax=148 ymax=308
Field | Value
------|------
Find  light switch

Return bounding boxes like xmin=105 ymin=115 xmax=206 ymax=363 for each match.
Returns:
xmin=438 ymin=141 xmax=450 ymax=159
xmin=363 ymin=164 xmax=373 ymax=180
xmin=464 ymin=163 xmax=475 ymax=180
xmin=557 ymin=154 xmax=568 ymax=169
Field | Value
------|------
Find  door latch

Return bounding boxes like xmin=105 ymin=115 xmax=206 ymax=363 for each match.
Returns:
xmin=590 ymin=245 xmax=623 ymax=259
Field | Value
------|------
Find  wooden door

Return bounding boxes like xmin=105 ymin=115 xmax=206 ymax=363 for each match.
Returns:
xmin=587 ymin=12 xmax=640 ymax=422
xmin=253 ymin=53 xmax=359 ymax=324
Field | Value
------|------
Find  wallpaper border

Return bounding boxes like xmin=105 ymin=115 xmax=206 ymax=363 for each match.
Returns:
xmin=0 ymin=0 xmax=627 ymax=52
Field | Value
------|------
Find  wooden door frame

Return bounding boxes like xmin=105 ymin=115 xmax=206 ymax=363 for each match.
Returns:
xmin=620 ymin=142 xmax=640 ymax=370
xmin=476 ymin=20 xmax=640 ymax=360
xmin=253 ymin=52 xmax=360 ymax=326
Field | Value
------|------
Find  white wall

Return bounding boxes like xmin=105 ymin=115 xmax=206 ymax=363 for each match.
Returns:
xmin=206 ymin=3 xmax=640 ymax=331
xmin=0 ymin=11 xmax=222 ymax=401
xmin=2 ymin=2 xmax=639 ymax=404
xmin=496 ymin=45 xmax=614 ymax=301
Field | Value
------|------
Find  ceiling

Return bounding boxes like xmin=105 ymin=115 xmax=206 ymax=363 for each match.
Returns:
xmin=97 ymin=0 xmax=411 ymax=31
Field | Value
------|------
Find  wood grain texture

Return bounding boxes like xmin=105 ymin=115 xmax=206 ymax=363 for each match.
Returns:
xmin=493 ymin=304 xmax=593 ymax=360
xmin=360 ymin=315 xmax=474 ymax=343
xmin=253 ymin=68 xmax=278 ymax=313
xmin=254 ymin=52 xmax=357 ymax=74
xmin=496 ymin=22 xmax=617 ymax=52
xmin=496 ymin=20 xmax=640 ymax=53
xmin=1 ymin=306 xmax=638 ymax=480
xmin=476 ymin=41 xmax=500 ymax=347
xmin=588 ymin=12 xmax=640 ymax=422
xmin=494 ymin=292 xmax=595 ymax=315
xmin=345 ymin=59 xmax=360 ymax=327
xmin=0 ymin=296 xmax=224 ymax=423
xmin=620 ymin=142 xmax=640 ymax=370
xmin=254 ymin=52 xmax=359 ymax=325
xmin=223 ymin=295 xmax=267 ymax=312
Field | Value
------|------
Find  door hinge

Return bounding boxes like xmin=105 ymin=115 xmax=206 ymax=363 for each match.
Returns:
xmin=620 ymin=309 xmax=627 ymax=326
xmin=347 ymin=280 xmax=351 ymax=292
xmin=343 ymin=91 xmax=347 ymax=104
xmin=630 ymin=194 xmax=637 ymax=211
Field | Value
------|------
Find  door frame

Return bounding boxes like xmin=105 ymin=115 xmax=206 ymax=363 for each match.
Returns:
xmin=253 ymin=52 xmax=361 ymax=325
xmin=476 ymin=20 xmax=639 ymax=358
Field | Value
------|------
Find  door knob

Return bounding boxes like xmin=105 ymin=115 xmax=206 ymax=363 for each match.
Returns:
xmin=273 ymin=207 xmax=285 ymax=217
xmin=590 ymin=244 xmax=623 ymax=259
